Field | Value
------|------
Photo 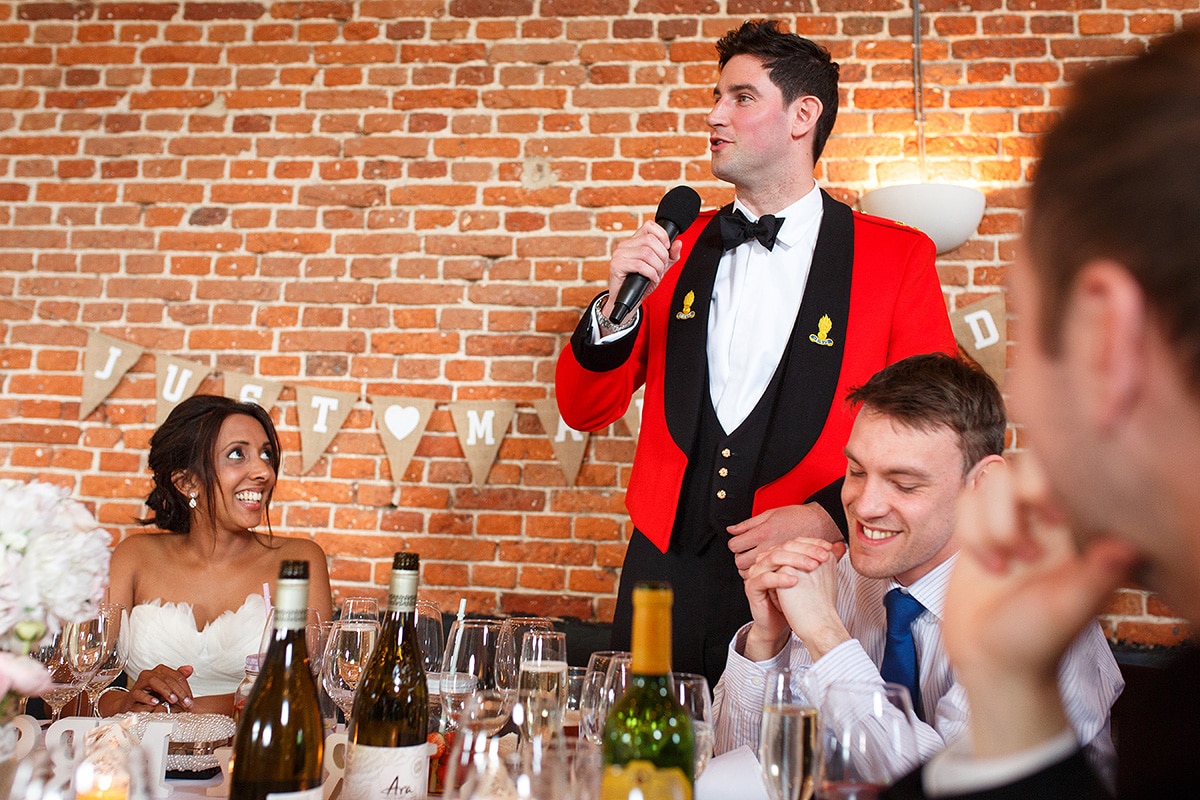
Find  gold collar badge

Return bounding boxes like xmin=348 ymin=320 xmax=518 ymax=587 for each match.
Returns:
xmin=675 ymin=290 xmax=696 ymax=320
xmin=809 ymin=314 xmax=834 ymax=346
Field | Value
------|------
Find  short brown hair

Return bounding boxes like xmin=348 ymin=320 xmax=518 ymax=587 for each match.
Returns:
xmin=847 ymin=353 xmax=1006 ymax=475
xmin=715 ymin=20 xmax=840 ymax=162
xmin=1027 ymin=27 xmax=1200 ymax=387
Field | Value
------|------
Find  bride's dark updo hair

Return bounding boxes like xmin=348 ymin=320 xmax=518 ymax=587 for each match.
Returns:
xmin=142 ymin=395 xmax=281 ymax=535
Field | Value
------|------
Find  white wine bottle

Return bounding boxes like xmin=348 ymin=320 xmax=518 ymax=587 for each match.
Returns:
xmin=344 ymin=552 xmax=430 ymax=800
xmin=230 ymin=560 xmax=324 ymax=800
xmin=600 ymin=581 xmax=695 ymax=800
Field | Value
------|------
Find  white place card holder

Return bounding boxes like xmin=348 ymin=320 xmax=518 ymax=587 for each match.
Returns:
xmin=322 ymin=732 xmax=348 ymax=800
xmin=206 ymin=746 xmax=232 ymax=797
xmin=9 ymin=714 xmax=38 ymax=761
xmin=141 ymin=718 xmax=175 ymax=798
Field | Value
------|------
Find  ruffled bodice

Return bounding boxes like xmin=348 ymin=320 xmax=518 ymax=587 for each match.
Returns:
xmin=122 ymin=594 xmax=267 ymax=697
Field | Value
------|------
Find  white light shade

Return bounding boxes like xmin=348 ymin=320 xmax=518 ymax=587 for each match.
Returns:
xmin=859 ymin=183 xmax=986 ymax=254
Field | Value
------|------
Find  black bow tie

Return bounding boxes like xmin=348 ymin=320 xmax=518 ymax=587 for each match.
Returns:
xmin=720 ymin=209 xmax=785 ymax=251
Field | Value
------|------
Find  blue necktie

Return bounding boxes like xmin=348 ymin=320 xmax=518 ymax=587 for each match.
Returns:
xmin=881 ymin=588 xmax=925 ymax=720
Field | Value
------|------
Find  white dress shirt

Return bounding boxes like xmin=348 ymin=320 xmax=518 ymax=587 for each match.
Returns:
xmin=712 ymin=554 xmax=1123 ymax=786
xmin=590 ymin=183 xmax=824 ymax=433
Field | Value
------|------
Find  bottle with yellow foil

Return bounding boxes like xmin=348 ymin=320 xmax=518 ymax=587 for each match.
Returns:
xmin=600 ymin=582 xmax=694 ymax=800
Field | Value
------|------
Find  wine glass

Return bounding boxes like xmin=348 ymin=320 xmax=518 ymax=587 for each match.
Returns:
xmin=579 ymin=650 xmax=627 ymax=744
xmin=260 ymin=607 xmax=323 ymax=660
xmin=495 ymin=617 xmax=554 ymax=714
xmin=760 ymin=666 xmax=819 ymax=800
xmin=320 ymin=619 xmax=380 ymax=724
xmin=517 ymin=630 xmax=568 ymax=743
xmin=440 ymin=619 xmax=501 ymax=732
xmin=415 ymin=599 xmax=444 ymax=674
xmin=671 ymin=672 xmax=714 ymax=778
xmin=818 ymin=682 xmax=918 ymax=800
xmin=340 ymin=596 xmax=379 ymax=623
xmin=73 ymin=603 xmax=125 ymax=716
xmin=31 ymin=632 xmax=87 ymax=722
xmin=594 ymin=652 xmax=633 ymax=732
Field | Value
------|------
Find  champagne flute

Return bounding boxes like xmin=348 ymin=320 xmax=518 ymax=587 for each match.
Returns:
xmin=671 ymin=672 xmax=715 ymax=778
xmin=579 ymin=650 xmax=627 ymax=744
xmin=761 ymin=665 xmax=819 ymax=800
xmin=416 ymin=599 xmax=445 ymax=733
xmin=517 ymin=630 xmax=568 ymax=743
xmin=31 ymin=632 xmax=86 ymax=722
xmin=320 ymin=619 xmax=379 ymax=724
xmin=440 ymin=619 xmax=501 ymax=732
xmin=818 ymin=682 xmax=918 ymax=800
xmin=78 ymin=603 xmax=126 ymax=716
xmin=495 ymin=616 xmax=554 ymax=716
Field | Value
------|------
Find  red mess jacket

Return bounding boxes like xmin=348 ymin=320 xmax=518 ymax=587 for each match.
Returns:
xmin=556 ymin=192 xmax=957 ymax=552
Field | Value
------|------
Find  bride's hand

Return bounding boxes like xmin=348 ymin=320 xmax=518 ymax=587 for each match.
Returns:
xmin=126 ymin=664 xmax=196 ymax=713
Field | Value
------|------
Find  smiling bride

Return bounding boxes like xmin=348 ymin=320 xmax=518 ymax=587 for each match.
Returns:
xmin=97 ymin=394 xmax=333 ymax=717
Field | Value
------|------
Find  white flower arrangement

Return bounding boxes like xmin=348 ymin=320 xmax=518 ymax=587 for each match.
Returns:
xmin=0 ymin=479 xmax=112 ymax=654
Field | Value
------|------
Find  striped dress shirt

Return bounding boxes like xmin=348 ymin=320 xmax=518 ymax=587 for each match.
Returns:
xmin=712 ymin=554 xmax=1123 ymax=787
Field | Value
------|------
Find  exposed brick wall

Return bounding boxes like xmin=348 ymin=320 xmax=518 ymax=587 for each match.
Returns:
xmin=0 ymin=1 xmax=1194 ymax=645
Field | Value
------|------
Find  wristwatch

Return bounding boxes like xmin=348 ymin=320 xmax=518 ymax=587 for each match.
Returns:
xmin=593 ymin=293 xmax=638 ymax=335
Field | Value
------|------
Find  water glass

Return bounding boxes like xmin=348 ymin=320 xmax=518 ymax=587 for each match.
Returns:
xmin=671 ymin=672 xmax=714 ymax=778
xmin=578 ymin=650 xmax=627 ymax=744
xmin=341 ymin=596 xmax=380 ymax=623
xmin=818 ymin=682 xmax=918 ymax=800
xmin=440 ymin=619 xmax=501 ymax=731
xmin=320 ymin=618 xmax=380 ymax=722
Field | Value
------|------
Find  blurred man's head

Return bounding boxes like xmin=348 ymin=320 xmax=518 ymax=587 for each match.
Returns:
xmin=841 ymin=354 xmax=1006 ymax=585
xmin=1007 ymin=28 xmax=1200 ymax=608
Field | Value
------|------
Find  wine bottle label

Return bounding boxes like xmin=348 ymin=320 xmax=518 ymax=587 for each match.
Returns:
xmin=600 ymin=761 xmax=692 ymax=800
xmin=274 ymin=578 xmax=310 ymax=630
xmin=343 ymin=742 xmax=429 ymax=800
xmin=265 ymin=788 xmax=323 ymax=800
xmin=386 ymin=569 xmax=418 ymax=614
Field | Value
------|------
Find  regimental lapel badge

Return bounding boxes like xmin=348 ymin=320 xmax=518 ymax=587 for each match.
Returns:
xmin=675 ymin=290 xmax=696 ymax=320
xmin=809 ymin=314 xmax=835 ymax=346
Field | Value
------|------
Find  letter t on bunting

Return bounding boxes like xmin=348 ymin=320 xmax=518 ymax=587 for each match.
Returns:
xmin=295 ymin=386 xmax=360 ymax=475
xmin=448 ymin=401 xmax=516 ymax=487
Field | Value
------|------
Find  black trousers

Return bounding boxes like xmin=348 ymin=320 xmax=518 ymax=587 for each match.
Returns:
xmin=609 ymin=529 xmax=751 ymax=690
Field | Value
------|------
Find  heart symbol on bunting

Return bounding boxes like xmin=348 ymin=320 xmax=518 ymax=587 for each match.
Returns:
xmin=384 ymin=405 xmax=421 ymax=441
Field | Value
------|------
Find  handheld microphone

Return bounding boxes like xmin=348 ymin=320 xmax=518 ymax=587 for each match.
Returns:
xmin=609 ymin=185 xmax=702 ymax=325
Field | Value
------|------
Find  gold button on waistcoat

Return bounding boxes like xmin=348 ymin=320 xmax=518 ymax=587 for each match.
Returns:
xmin=716 ymin=489 xmax=727 ymax=500
xmin=718 ymin=467 xmax=728 ymax=477
xmin=721 ymin=448 xmax=731 ymax=458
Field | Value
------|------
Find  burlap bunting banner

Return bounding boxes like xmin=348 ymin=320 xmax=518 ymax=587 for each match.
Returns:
xmin=155 ymin=354 xmax=213 ymax=424
xmin=371 ymin=396 xmax=436 ymax=484
xmin=80 ymin=331 xmax=144 ymax=420
xmin=449 ymin=401 xmax=516 ymax=487
xmin=294 ymin=385 xmax=360 ymax=475
xmin=533 ymin=399 xmax=589 ymax=486
xmin=224 ymin=372 xmax=285 ymax=412
xmin=951 ymin=294 xmax=1007 ymax=388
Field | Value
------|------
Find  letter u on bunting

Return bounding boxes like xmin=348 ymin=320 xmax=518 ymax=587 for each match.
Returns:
xmin=295 ymin=385 xmax=360 ymax=475
xmin=80 ymin=331 xmax=145 ymax=420
xmin=449 ymin=401 xmax=516 ymax=487
xmin=533 ymin=399 xmax=588 ymax=486
xmin=156 ymin=354 xmax=214 ymax=423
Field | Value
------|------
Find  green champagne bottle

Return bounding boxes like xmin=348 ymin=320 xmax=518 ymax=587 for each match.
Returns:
xmin=600 ymin=581 xmax=695 ymax=800
xmin=230 ymin=560 xmax=324 ymax=800
xmin=344 ymin=552 xmax=430 ymax=800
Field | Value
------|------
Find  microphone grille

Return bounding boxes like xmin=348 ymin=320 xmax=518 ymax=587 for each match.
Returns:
xmin=655 ymin=186 xmax=702 ymax=234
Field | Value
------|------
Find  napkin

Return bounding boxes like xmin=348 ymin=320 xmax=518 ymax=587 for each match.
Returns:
xmin=696 ymin=745 xmax=770 ymax=800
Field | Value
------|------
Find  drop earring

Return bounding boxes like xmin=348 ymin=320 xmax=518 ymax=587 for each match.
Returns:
xmin=188 ymin=492 xmax=197 ymax=509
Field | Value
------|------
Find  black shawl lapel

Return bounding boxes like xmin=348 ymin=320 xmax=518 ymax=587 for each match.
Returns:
xmin=755 ymin=190 xmax=854 ymax=486
xmin=662 ymin=207 xmax=728 ymax=455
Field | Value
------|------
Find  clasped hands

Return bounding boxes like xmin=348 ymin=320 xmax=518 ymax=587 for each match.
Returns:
xmin=100 ymin=664 xmax=197 ymax=716
xmin=742 ymin=536 xmax=848 ymax=663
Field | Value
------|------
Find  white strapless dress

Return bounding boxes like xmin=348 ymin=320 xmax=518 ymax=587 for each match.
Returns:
xmin=123 ymin=594 xmax=268 ymax=697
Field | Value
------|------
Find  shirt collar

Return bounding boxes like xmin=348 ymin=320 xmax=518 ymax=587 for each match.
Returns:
xmin=887 ymin=553 xmax=957 ymax=620
xmin=731 ymin=181 xmax=823 ymax=251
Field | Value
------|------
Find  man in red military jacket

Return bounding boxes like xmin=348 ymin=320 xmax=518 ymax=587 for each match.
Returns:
xmin=556 ymin=20 xmax=957 ymax=686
